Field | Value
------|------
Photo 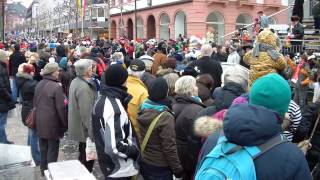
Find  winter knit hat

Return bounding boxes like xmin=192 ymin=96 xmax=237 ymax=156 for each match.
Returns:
xmin=42 ymin=62 xmax=59 ymax=75
xmin=104 ymin=64 xmax=128 ymax=87
xmin=130 ymin=59 xmax=145 ymax=72
xmin=249 ymin=73 xmax=291 ymax=117
xmin=148 ymin=77 xmax=169 ymax=102
xmin=59 ymin=57 xmax=68 ymax=70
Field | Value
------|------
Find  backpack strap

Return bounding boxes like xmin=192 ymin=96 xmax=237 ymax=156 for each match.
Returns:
xmin=253 ymin=135 xmax=288 ymax=159
xmin=223 ymin=135 xmax=288 ymax=159
xmin=141 ymin=111 xmax=165 ymax=156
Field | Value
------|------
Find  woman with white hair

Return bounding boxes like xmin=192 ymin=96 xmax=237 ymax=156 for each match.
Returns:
xmin=188 ymin=44 xmax=223 ymax=90
xmin=172 ymin=76 xmax=205 ymax=180
xmin=196 ymin=64 xmax=249 ymax=118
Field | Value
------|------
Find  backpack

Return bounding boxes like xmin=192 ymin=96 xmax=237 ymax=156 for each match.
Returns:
xmin=195 ymin=135 xmax=287 ymax=180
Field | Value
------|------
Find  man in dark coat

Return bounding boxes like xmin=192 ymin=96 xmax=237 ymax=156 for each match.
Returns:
xmin=0 ymin=50 xmax=15 ymax=144
xmin=188 ymin=44 xmax=223 ymax=91
xmin=9 ymin=44 xmax=26 ymax=103
xmin=33 ymin=62 xmax=67 ymax=175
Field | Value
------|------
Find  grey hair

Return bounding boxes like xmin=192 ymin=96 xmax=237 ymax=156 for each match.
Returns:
xmin=111 ymin=52 xmax=124 ymax=63
xmin=201 ymin=44 xmax=213 ymax=57
xmin=74 ymin=59 xmax=94 ymax=76
xmin=163 ymin=73 xmax=179 ymax=96
xmin=175 ymin=75 xmax=198 ymax=96
xmin=141 ymin=60 xmax=153 ymax=72
xmin=222 ymin=64 xmax=249 ymax=91
xmin=127 ymin=67 xmax=145 ymax=78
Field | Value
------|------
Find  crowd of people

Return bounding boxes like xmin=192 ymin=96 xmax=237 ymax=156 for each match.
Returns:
xmin=0 ymin=13 xmax=320 ymax=180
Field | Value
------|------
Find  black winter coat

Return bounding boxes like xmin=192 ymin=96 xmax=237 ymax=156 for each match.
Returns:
xmin=212 ymin=82 xmax=246 ymax=110
xmin=188 ymin=56 xmax=223 ymax=91
xmin=172 ymin=95 xmax=205 ymax=174
xmin=9 ymin=51 xmax=26 ymax=76
xmin=16 ymin=73 xmax=37 ymax=125
xmin=0 ymin=62 xmax=15 ymax=112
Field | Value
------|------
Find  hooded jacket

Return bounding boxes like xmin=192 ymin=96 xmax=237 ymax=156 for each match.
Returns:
xmin=92 ymin=85 xmax=139 ymax=178
xmin=126 ymin=75 xmax=149 ymax=139
xmin=138 ymin=100 xmax=182 ymax=177
xmin=199 ymin=104 xmax=312 ymax=180
xmin=173 ymin=95 xmax=205 ymax=173
xmin=16 ymin=72 xmax=38 ymax=125
xmin=212 ymin=82 xmax=245 ymax=110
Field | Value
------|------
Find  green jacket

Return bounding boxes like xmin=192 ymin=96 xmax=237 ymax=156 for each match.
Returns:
xmin=68 ymin=77 xmax=97 ymax=142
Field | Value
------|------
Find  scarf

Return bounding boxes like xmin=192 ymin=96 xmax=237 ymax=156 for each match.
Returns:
xmin=291 ymin=61 xmax=304 ymax=84
xmin=252 ymin=42 xmax=281 ymax=60
xmin=141 ymin=99 xmax=168 ymax=112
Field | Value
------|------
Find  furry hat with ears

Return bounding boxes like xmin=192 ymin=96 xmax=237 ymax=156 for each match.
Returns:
xmin=194 ymin=116 xmax=223 ymax=138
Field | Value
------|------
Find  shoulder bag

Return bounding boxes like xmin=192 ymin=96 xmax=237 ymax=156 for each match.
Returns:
xmin=26 ymin=82 xmax=49 ymax=129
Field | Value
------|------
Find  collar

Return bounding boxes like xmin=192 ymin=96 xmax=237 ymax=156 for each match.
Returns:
xmin=43 ymin=75 xmax=59 ymax=82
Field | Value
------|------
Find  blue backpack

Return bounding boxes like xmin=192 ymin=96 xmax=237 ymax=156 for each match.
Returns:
xmin=195 ymin=135 xmax=287 ymax=180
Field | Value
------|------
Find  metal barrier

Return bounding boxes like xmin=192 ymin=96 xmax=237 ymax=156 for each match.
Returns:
xmin=279 ymin=39 xmax=320 ymax=54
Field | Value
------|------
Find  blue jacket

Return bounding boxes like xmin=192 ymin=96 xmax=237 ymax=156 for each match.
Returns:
xmin=198 ymin=104 xmax=311 ymax=180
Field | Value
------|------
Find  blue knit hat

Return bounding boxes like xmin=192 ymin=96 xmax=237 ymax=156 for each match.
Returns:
xmin=249 ymin=73 xmax=291 ymax=117
xmin=59 ymin=57 xmax=68 ymax=70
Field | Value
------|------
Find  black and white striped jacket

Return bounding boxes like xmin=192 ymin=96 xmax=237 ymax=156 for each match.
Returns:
xmin=92 ymin=85 xmax=139 ymax=178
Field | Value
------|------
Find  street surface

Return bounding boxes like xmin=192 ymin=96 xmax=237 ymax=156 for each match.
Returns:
xmin=4 ymin=105 xmax=104 ymax=180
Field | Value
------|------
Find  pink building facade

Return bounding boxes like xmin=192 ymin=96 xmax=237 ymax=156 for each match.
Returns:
xmin=110 ymin=0 xmax=289 ymax=44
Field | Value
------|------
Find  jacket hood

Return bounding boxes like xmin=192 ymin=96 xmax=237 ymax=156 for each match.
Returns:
xmin=214 ymin=82 xmax=245 ymax=111
xmin=100 ymin=84 xmax=132 ymax=108
xmin=223 ymin=104 xmax=283 ymax=146
xmin=16 ymin=73 xmax=33 ymax=88
xmin=194 ymin=116 xmax=223 ymax=138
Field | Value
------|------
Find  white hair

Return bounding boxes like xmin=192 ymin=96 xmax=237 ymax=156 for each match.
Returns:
xmin=111 ymin=52 xmax=124 ymax=63
xmin=127 ymin=67 xmax=145 ymax=78
xmin=222 ymin=64 xmax=249 ymax=91
xmin=74 ymin=59 xmax=94 ymax=76
xmin=175 ymin=75 xmax=198 ymax=96
xmin=201 ymin=44 xmax=213 ymax=57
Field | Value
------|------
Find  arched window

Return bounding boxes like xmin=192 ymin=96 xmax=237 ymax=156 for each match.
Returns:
xmin=268 ymin=17 xmax=277 ymax=25
xmin=206 ymin=11 xmax=225 ymax=44
xmin=160 ymin=13 xmax=170 ymax=40
xmin=136 ymin=17 xmax=144 ymax=39
xmin=147 ymin=15 xmax=156 ymax=39
xmin=175 ymin=11 xmax=187 ymax=38
xmin=235 ymin=13 xmax=252 ymax=30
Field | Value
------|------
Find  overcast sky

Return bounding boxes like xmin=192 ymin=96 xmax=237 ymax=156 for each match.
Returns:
xmin=9 ymin=0 xmax=33 ymax=8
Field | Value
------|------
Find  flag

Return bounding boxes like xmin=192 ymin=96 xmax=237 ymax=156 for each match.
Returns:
xmin=83 ymin=0 xmax=87 ymax=15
